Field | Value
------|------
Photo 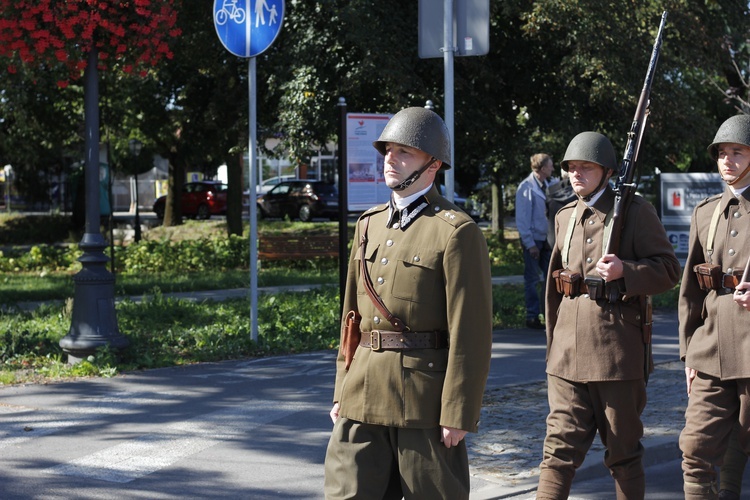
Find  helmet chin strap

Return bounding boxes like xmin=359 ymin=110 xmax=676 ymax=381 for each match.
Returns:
xmin=724 ymin=162 xmax=750 ymax=186
xmin=392 ymin=158 xmax=437 ymax=192
xmin=580 ymin=172 xmax=611 ymax=202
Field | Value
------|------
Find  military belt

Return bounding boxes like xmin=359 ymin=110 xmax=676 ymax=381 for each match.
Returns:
xmin=359 ymin=330 xmax=448 ymax=351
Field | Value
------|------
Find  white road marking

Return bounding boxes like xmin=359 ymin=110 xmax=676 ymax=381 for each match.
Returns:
xmin=43 ymin=400 xmax=306 ymax=483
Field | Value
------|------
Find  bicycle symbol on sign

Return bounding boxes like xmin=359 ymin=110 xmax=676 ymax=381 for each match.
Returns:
xmin=215 ymin=0 xmax=246 ymax=25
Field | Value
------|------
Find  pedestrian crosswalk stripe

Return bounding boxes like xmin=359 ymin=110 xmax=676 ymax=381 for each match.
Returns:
xmin=43 ymin=400 xmax=306 ymax=483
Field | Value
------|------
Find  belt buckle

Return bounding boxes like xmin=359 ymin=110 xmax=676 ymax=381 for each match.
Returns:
xmin=370 ymin=331 xmax=382 ymax=351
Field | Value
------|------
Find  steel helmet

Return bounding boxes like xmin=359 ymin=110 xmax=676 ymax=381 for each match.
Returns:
xmin=707 ymin=114 xmax=750 ymax=160
xmin=560 ymin=131 xmax=618 ymax=173
xmin=373 ymin=107 xmax=452 ymax=169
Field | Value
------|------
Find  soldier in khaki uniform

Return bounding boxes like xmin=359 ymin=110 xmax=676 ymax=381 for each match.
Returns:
xmin=323 ymin=107 xmax=493 ymax=499
xmin=538 ymin=132 xmax=680 ymax=499
xmin=679 ymin=114 xmax=750 ymax=499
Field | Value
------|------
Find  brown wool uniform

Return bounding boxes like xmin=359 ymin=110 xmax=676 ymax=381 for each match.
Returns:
xmin=325 ymin=185 xmax=492 ymax=499
xmin=679 ymin=189 xmax=750 ymax=490
xmin=540 ymin=188 xmax=680 ymax=498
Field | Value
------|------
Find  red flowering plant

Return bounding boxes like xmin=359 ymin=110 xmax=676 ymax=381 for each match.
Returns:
xmin=0 ymin=0 xmax=182 ymax=87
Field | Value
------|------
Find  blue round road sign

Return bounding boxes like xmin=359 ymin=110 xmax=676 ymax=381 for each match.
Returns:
xmin=214 ymin=0 xmax=284 ymax=58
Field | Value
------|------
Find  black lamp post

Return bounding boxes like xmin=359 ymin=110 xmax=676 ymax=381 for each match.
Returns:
xmin=59 ymin=48 xmax=128 ymax=363
xmin=129 ymin=138 xmax=143 ymax=243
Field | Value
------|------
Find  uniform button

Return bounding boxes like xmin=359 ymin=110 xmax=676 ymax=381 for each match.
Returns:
xmin=434 ymin=206 xmax=441 ymax=212
xmin=428 ymin=362 xmax=434 ymax=368
xmin=729 ymin=249 xmax=736 ymax=256
xmin=734 ymin=212 xmax=741 ymax=218
xmin=586 ymin=238 xmax=593 ymax=244
xmin=583 ymin=294 xmax=590 ymax=298
xmin=381 ymin=257 xmax=388 ymax=265
xmin=731 ymin=230 xmax=738 ymax=237
xmin=635 ymin=314 xmax=641 ymax=321
xmin=374 ymin=316 xmax=380 ymax=324
xmin=588 ymin=220 xmax=595 ymax=225
xmin=377 ymin=277 xmax=384 ymax=285
xmin=586 ymin=257 xmax=593 ymax=263
xmin=413 ymin=256 xmax=420 ymax=262
xmin=392 ymin=223 xmax=400 ymax=229
xmin=386 ymin=239 xmax=394 ymax=246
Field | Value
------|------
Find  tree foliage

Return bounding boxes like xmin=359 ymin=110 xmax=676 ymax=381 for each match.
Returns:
xmin=0 ymin=0 xmax=749 ymax=236
xmin=0 ymin=0 xmax=181 ymax=85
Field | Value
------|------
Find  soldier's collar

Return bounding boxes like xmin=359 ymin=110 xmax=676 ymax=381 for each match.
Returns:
xmin=387 ymin=195 xmax=429 ymax=230
xmin=578 ymin=188 xmax=615 ymax=222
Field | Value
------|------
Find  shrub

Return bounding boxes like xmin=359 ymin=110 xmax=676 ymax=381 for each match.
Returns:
xmin=0 ymin=214 xmax=75 ymax=245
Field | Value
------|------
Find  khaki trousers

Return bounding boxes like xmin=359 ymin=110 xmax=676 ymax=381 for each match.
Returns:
xmin=538 ymin=374 xmax=647 ymax=499
xmin=323 ymin=417 xmax=469 ymax=500
xmin=680 ymin=372 xmax=750 ymax=498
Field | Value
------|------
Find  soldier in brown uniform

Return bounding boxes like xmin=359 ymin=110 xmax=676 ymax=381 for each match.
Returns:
xmin=538 ymin=132 xmax=680 ymax=499
xmin=679 ymin=114 xmax=750 ymax=499
xmin=323 ymin=107 xmax=493 ymax=499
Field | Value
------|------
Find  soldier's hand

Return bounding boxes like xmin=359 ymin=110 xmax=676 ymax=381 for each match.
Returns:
xmin=596 ymin=254 xmax=624 ymax=282
xmin=733 ymin=282 xmax=750 ymax=310
xmin=329 ymin=402 xmax=340 ymax=424
xmin=528 ymin=246 xmax=540 ymax=259
xmin=685 ymin=367 xmax=697 ymax=396
xmin=440 ymin=426 xmax=467 ymax=448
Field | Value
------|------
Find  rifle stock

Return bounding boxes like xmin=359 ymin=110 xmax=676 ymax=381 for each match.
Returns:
xmin=604 ymin=11 xmax=668 ymax=303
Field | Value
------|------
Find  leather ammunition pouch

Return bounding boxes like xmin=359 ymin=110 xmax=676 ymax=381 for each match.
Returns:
xmin=693 ymin=263 xmax=723 ymax=291
xmin=552 ymin=268 xmax=582 ymax=297
xmin=584 ymin=276 xmax=605 ymax=300
xmin=723 ymin=269 xmax=744 ymax=290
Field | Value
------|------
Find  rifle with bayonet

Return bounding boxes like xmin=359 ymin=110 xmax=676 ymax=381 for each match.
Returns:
xmin=604 ymin=11 xmax=668 ymax=305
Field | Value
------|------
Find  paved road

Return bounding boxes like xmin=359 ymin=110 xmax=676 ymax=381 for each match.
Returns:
xmin=3 ymin=291 xmax=749 ymax=498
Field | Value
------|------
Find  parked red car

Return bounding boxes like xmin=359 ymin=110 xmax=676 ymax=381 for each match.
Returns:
xmin=152 ymin=181 xmax=228 ymax=220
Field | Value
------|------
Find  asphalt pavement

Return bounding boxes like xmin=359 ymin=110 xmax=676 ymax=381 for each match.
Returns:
xmin=3 ymin=279 xmax=750 ymax=499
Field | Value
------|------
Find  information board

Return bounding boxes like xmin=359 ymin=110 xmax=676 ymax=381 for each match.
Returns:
xmin=660 ymin=172 xmax=724 ymax=262
xmin=345 ymin=113 xmax=393 ymax=211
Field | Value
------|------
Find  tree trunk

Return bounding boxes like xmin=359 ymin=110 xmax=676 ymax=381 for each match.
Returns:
xmin=164 ymin=152 xmax=184 ymax=227
xmin=491 ymin=182 xmax=505 ymax=243
xmin=225 ymin=151 xmax=243 ymax=236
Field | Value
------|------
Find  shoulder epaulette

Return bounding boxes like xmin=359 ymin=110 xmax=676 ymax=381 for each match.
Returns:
xmin=696 ymin=193 xmax=722 ymax=209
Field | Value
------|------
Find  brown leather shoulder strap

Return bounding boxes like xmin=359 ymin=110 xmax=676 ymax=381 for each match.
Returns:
xmin=359 ymin=217 xmax=407 ymax=331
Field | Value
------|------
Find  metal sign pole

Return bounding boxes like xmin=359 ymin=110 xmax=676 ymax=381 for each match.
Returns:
xmin=443 ymin=0 xmax=455 ymax=202
xmin=248 ymin=57 xmax=259 ymax=342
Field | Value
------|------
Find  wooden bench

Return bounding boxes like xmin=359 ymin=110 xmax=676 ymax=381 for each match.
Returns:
xmin=258 ymin=234 xmax=340 ymax=260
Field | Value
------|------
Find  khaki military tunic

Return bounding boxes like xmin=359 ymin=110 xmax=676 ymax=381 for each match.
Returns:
xmin=332 ymin=185 xmax=493 ymax=432
xmin=678 ymin=188 xmax=750 ymax=492
xmin=539 ymin=188 xmax=680 ymax=499
xmin=546 ymin=189 xmax=681 ymax=382
xmin=679 ymin=189 xmax=750 ymax=378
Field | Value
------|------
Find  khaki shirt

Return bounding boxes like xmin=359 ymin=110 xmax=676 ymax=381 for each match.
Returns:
xmin=546 ymin=188 xmax=680 ymax=382
xmin=679 ymin=189 xmax=750 ymax=379
xmin=333 ymin=185 xmax=492 ymax=432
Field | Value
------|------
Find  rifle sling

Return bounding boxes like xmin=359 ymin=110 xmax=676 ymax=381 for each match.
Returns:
xmin=706 ymin=201 xmax=723 ymax=264
xmin=358 ymin=217 xmax=407 ymax=332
